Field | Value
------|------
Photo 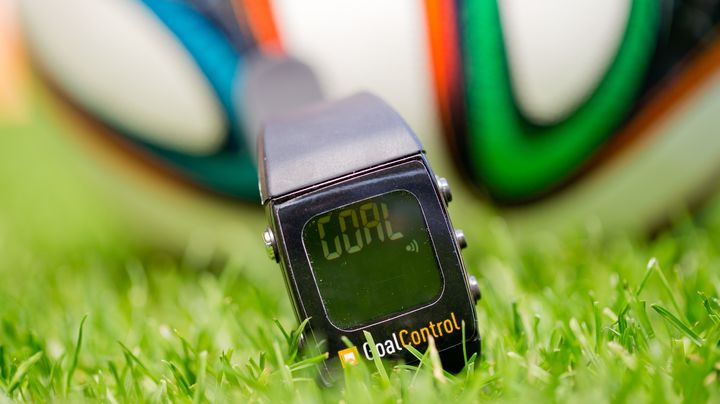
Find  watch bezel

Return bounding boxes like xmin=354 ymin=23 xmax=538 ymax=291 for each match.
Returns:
xmin=268 ymin=156 xmax=479 ymax=376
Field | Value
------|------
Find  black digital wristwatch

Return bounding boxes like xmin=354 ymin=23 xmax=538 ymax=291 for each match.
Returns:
xmin=258 ymin=93 xmax=480 ymax=381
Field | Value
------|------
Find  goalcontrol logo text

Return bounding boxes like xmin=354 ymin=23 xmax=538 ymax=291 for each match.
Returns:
xmin=338 ymin=312 xmax=463 ymax=367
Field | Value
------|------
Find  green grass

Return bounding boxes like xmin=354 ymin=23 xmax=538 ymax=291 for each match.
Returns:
xmin=3 ymin=198 xmax=720 ymax=402
xmin=3 ymin=100 xmax=720 ymax=402
xmin=0 ymin=207 xmax=720 ymax=402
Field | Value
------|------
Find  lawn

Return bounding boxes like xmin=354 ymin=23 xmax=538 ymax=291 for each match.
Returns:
xmin=2 ymin=101 xmax=720 ymax=402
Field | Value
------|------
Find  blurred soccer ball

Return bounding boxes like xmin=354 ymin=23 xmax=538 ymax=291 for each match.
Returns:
xmin=427 ymin=0 xmax=720 ymax=234
xmin=19 ymin=0 xmax=720 ymax=244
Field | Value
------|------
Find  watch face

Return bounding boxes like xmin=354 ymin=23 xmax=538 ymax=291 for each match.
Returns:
xmin=302 ymin=190 xmax=443 ymax=329
xmin=273 ymin=158 xmax=480 ymax=379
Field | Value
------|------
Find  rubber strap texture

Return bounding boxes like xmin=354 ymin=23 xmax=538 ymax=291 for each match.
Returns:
xmin=259 ymin=93 xmax=423 ymax=202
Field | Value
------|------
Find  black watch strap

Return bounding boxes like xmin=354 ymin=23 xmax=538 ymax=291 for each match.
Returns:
xmin=258 ymin=93 xmax=424 ymax=202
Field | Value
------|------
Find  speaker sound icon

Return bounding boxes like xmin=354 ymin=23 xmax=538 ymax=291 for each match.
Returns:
xmin=405 ymin=239 xmax=419 ymax=253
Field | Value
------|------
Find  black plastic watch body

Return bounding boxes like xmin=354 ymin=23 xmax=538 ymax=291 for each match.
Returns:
xmin=258 ymin=93 xmax=480 ymax=383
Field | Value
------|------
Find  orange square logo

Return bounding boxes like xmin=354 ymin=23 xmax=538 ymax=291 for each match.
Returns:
xmin=338 ymin=346 xmax=361 ymax=368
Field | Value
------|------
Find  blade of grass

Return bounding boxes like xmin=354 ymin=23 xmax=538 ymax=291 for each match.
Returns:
xmin=592 ymin=301 xmax=602 ymax=352
xmin=172 ymin=329 xmax=196 ymax=386
xmin=107 ymin=360 xmax=126 ymax=401
xmin=699 ymin=292 xmax=720 ymax=324
xmin=65 ymin=314 xmax=87 ymax=396
xmin=340 ymin=336 xmax=354 ymax=348
xmin=648 ymin=260 xmax=684 ymax=321
xmin=192 ymin=351 xmax=207 ymax=404
xmin=288 ymin=352 xmax=328 ymax=372
xmin=8 ymin=351 xmax=43 ymax=394
xmin=614 ymin=258 xmax=656 ymax=335
xmin=511 ymin=301 xmax=526 ymax=351
xmin=0 ymin=345 xmax=5 ymax=382
xmin=362 ymin=331 xmax=390 ymax=387
xmin=164 ymin=360 xmax=191 ymax=396
xmin=117 ymin=342 xmax=159 ymax=384
xmin=631 ymin=300 xmax=655 ymax=341
xmin=402 ymin=344 xmax=429 ymax=386
xmin=427 ymin=336 xmax=446 ymax=384
xmin=272 ymin=319 xmax=292 ymax=346
xmin=636 ymin=258 xmax=657 ymax=297
xmin=651 ymin=304 xmax=703 ymax=347
xmin=273 ymin=341 xmax=292 ymax=387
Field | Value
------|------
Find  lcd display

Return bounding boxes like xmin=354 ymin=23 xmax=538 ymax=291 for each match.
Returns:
xmin=303 ymin=190 xmax=442 ymax=329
